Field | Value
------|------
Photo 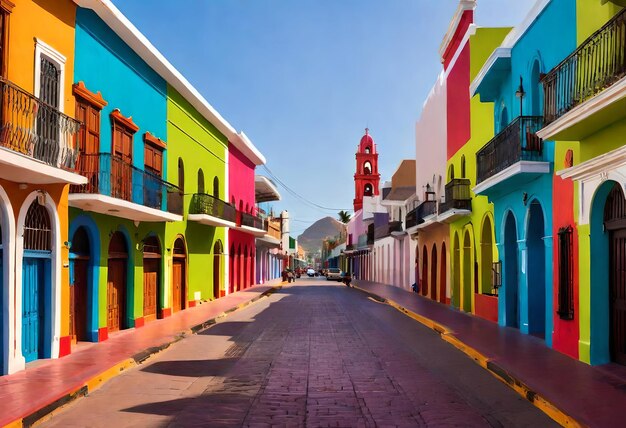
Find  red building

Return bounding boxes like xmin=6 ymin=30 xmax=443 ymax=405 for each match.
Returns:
xmin=353 ymin=129 xmax=381 ymax=212
xmin=228 ymin=134 xmax=267 ymax=294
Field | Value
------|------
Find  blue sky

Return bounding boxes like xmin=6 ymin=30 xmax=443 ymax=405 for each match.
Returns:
xmin=111 ymin=0 xmax=535 ymax=236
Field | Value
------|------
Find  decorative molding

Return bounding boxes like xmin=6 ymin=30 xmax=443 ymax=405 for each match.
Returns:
xmin=143 ymin=132 xmax=166 ymax=150
xmin=72 ymin=81 xmax=107 ymax=110
xmin=558 ymin=144 xmax=626 ymax=181
xmin=110 ymin=108 xmax=139 ymax=133
xmin=0 ymin=0 xmax=15 ymax=13
xmin=439 ymin=0 xmax=476 ymax=60
xmin=34 ymin=38 xmax=66 ymax=113
xmin=473 ymin=161 xmax=550 ymax=195
xmin=470 ymin=47 xmax=511 ymax=97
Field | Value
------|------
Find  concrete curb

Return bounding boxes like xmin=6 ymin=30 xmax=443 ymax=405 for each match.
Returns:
xmin=9 ymin=283 xmax=285 ymax=428
xmin=353 ymin=285 xmax=582 ymax=428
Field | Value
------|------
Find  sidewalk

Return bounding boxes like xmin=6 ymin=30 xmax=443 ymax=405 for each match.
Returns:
xmin=354 ymin=279 xmax=626 ymax=428
xmin=0 ymin=280 xmax=283 ymax=428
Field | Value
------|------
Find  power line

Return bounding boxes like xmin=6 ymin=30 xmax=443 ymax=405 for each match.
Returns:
xmin=261 ymin=165 xmax=352 ymax=212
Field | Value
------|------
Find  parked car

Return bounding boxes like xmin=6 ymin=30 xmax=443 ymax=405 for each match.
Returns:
xmin=307 ymin=268 xmax=316 ymax=277
xmin=326 ymin=267 xmax=342 ymax=281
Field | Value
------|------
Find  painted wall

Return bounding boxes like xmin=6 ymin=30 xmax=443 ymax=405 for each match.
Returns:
xmin=229 ymin=144 xmax=256 ymax=212
xmin=446 ymin=43 xmax=471 ymax=159
xmin=74 ymin=8 xmax=167 ymax=170
xmin=166 ymin=85 xmax=228 ymax=302
xmin=576 ymin=0 xmax=621 ymax=44
xmin=10 ymin=0 xmax=76 ymax=118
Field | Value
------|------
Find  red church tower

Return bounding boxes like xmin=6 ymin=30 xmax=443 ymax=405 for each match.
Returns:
xmin=353 ymin=128 xmax=380 ymax=212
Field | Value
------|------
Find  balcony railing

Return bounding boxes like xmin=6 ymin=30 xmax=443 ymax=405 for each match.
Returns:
xmin=374 ymin=220 xmax=403 ymax=240
xmin=439 ymin=179 xmax=471 ymax=213
xmin=240 ymin=211 xmax=266 ymax=230
xmin=406 ymin=206 xmax=418 ymax=228
xmin=71 ymin=153 xmax=182 ymax=213
xmin=542 ymin=8 xmax=626 ymax=124
xmin=476 ymin=116 xmax=544 ymax=185
xmin=190 ymin=193 xmax=236 ymax=223
xmin=418 ymin=200 xmax=437 ymax=222
xmin=0 ymin=78 xmax=81 ymax=170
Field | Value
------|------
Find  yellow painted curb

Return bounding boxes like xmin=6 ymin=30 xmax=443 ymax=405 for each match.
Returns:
xmin=354 ymin=284 xmax=580 ymax=428
xmin=3 ymin=418 xmax=23 ymax=428
xmin=86 ymin=358 xmax=136 ymax=393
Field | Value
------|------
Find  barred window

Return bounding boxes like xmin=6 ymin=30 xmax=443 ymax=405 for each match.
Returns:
xmin=557 ymin=226 xmax=574 ymax=320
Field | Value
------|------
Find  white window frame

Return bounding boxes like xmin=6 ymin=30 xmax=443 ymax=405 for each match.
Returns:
xmin=34 ymin=38 xmax=66 ymax=112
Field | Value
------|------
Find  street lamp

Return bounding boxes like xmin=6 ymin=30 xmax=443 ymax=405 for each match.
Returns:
xmin=515 ymin=76 xmax=525 ymax=117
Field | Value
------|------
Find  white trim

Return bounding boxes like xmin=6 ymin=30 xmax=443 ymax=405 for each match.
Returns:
xmin=255 ymin=175 xmax=281 ymax=202
xmin=68 ymin=193 xmax=183 ymax=222
xmin=443 ymin=24 xmax=477 ymax=80
xmin=187 ymin=213 xmax=236 ymax=229
xmin=558 ymin=145 xmax=626 ymax=181
xmin=472 ymin=161 xmax=551 ymax=194
xmin=14 ymin=191 xmax=62 ymax=365
xmin=34 ymin=38 xmax=66 ymax=114
xmin=537 ymin=76 xmax=626 ymax=140
xmin=437 ymin=209 xmax=471 ymax=224
xmin=0 ymin=185 xmax=16 ymax=374
xmin=0 ymin=147 xmax=88 ymax=185
xmin=256 ymin=235 xmax=281 ymax=246
xmin=439 ymin=0 xmax=476 ymax=60
xmin=470 ymin=47 xmax=511 ymax=97
xmin=73 ymin=0 xmax=266 ymax=166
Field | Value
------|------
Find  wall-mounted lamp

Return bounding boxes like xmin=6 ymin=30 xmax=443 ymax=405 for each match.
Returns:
xmin=515 ymin=76 xmax=525 ymax=116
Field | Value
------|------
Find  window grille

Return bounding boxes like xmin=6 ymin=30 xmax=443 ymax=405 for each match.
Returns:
xmin=491 ymin=261 xmax=501 ymax=294
xmin=24 ymin=200 xmax=51 ymax=251
xmin=557 ymin=225 xmax=574 ymax=320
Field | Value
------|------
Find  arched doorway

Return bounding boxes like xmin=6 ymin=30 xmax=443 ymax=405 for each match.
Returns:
xmin=421 ymin=246 xmax=428 ymax=297
xmin=504 ymin=212 xmax=519 ymax=328
xmin=213 ymin=240 xmax=223 ymax=299
xmin=70 ymin=227 xmax=90 ymax=341
xmin=527 ymin=201 xmax=546 ymax=336
xmin=414 ymin=250 xmax=419 ymax=292
xmin=107 ymin=232 xmax=128 ymax=333
xmin=22 ymin=201 xmax=52 ymax=361
xmin=229 ymin=244 xmax=235 ymax=294
xmin=605 ymin=183 xmax=626 ymax=364
xmin=172 ymin=237 xmax=187 ymax=312
xmin=452 ymin=234 xmax=460 ymax=308
xmin=462 ymin=231 xmax=472 ymax=312
xmin=249 ymin=247 xmax=254 ymax=288
xmin=481 ymin=217 xmax=494 ymax=294
xmin=142 ymin=236 xmax=161 ymax=322
xmin=440 ymin=243 xmax=447 ymax=304
xmin=431 ymin=244 xmax=438 ymax=300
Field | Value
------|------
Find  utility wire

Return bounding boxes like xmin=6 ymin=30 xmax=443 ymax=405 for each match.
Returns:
xmin=261 ymin=164 xmax=353 ymax=212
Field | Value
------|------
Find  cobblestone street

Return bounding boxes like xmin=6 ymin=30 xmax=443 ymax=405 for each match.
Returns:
xmin=42 ymin=279 xmax=557 ymax=427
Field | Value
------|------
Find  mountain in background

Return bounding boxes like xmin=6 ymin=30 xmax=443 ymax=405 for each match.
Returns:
xmin=297 ymin=216 xmax=345 ymax=254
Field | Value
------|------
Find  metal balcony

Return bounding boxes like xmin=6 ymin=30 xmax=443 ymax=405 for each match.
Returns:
xmin=438 ymin=179 xmax=471 ymax=223
xmin=543 ymin=8 xmax=626 ymax=125
xmin=374 ymin=220 xmax=403 ymax=240
xmin=0 ymin=78 xmax=86 ymax=184
xmin=188 ymin=193 xmax=236 ymax=227
xmin=69 ymin=153 xmax=182 ymax=222
xmin=475 ymin=116 xmax=548 ymax=194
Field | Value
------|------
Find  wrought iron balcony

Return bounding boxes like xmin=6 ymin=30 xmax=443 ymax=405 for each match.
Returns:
xmin=0 ymin=78 xmax=81 ymax=170
xmin=476 ymin=116 xmax=544 ymax=185
xmin=542 ymin=8 xmax=626 ymax=124
xmin=406 ymin=206 xmax=418 ymax=228
xmin=374 ymin=220 xmax=403 ymax=240
xmin=190 ymin=193 xmax=236 ymax=223
xmin=417 ymin=200 xmax=437 ymax=223
xmin=71 ymin=153 xmax=182 ymax=214
xmin=240 ymin=211 xmax=266 ymax=230
xmin=439 ymin=179 xmax=471 ymax=213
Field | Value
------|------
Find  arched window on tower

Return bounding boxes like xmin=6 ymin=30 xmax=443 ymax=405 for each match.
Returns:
xmin=363 ymin=161 xmax=372 ymax=175
xmin=364 ymin=183 xmax=373 ymax=196
xmin=365 ymin=146 xmax=371 ymax=154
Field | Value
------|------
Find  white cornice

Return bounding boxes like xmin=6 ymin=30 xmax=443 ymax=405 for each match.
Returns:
xmin=443 ymin=24 xmax=477 ymax=79
xmin=558 ymin=145 xmax=626 ymax=181
xmin=537 ymin=76 xmax=626 ymax=140
xmin=470 ymin=47 xmax=511 ymax=97
xmin=439 ymin=0 xmax=476 ymax=61
xmin=74 ymin=0 xmax=266 ymax=165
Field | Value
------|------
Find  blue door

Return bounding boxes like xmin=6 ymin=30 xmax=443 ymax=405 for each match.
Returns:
xmin=22 ymin=256 xmax=46 ymax=363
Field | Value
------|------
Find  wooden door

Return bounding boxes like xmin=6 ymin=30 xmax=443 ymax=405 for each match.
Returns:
xmin=70 ymin=258 xmax=89 ymax=341
xmin=143 ymin=259 xmax=159 ymax=322
xmin=610 ymin=228 xmax=626 ymax=365
xmin=172 ymin=260 xmax=183 ymax=312
xmin=213 ymin=254 xmax=220 ymax=299
xmin=22 ymin=257 xmax=45 ymax=363
xmin=112 ymin=126 xmax=132 ymax=201
xmin=107 ymin=259 xmax=126 ymax=333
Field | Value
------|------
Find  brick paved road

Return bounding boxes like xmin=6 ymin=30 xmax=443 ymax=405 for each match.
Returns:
xmin=42 ymin=279 xmax=557 ymax=427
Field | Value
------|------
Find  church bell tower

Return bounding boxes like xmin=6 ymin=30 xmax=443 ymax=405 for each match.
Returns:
xmin=353 ymin=128 xmax=380 ymax=212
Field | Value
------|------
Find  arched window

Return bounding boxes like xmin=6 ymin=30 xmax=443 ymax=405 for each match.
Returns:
xmin=24 ymin=201 xmax=51 ymax=251
xmin=246 ymin=203 xmax=250 ymax=214
xmin=531 ymin=60 xmax=542 ymax=116
xmin=460 ymin=155 xmax=466 ymax=178
xmin=363 ymin=161 xmax=372 ymax=175
xmin=448 ymin=164 xmax=455 ymax=181
xmin=365 ymin=146 xmax=371 ymax=154
xmin=364 ymin=183 xmax=373 ymax=196
xmin=197 ymin=169 xmax=205 ymax=194
xmin=213 ymin=176 xmax=219 ymax=198
xmin=178 ymin=158 xmax=185 ymax=194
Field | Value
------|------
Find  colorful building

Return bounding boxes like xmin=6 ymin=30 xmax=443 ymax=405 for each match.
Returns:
xmin=1 ymin=0 xmax=85 ymax=374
